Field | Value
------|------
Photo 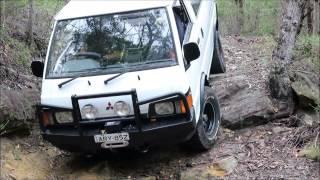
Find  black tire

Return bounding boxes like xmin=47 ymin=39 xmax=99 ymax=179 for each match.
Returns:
xmin=210 ymin=30 xmax=226 ymax=74
xmin=186 ymin=87 xmax=221 ymax=151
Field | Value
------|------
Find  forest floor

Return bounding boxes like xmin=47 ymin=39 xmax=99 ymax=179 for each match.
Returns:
xmin=1 ymin=36 xmax=319 ymax=180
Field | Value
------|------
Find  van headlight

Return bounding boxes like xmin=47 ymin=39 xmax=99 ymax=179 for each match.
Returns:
xmin=81 ymin=104 xmax=98 ymax=120
xmin=55 ymin=111 xmax=73 ymax=124
xmin=149 ymin=90 xmax=193 ymax=116
xmin=114 ymin=101 xmax=130 ymax=117
xmin=154 ymin=102 xmax=175 ymax=115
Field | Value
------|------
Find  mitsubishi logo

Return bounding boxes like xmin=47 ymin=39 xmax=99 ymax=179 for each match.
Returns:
xmin=106 ymin=102 xmax=113 ymax=110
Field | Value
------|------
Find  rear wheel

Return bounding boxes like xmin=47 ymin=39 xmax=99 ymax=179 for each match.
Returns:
xmin=186 ymin=87 xmax=221 ymax=151
xmin=210 ymin=29 xmax=226 ymax=74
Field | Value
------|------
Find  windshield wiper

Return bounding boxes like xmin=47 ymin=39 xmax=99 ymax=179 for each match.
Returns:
xmin=143 ymin=59 xmax=175 ymax=65
xmin=127 ymin=59 xmax=174 ymax=68
xmin=104 ymin=72 xmax=126 ymax=85
xmin=58 ymin=76 xmax=80 ymax=88
xmin=58 ymin=65 xmax=126 ymax=88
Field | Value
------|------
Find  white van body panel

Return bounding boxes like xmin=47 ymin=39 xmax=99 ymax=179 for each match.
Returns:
xmin=41 ymin=66 xmax=189 ymax=115
xmin=182 ymin=0 xmax=217 ymax=121
xmin=55 ymin=0 xmax=175 ymax=20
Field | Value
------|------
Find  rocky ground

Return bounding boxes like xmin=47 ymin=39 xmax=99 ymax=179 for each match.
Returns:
xmin=1 ymin=36 xmax=319 ymax=179
xmin=1 ymin=121 xmax=319 ymax=179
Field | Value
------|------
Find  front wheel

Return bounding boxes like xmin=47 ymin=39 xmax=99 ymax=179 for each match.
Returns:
xmin=186 ymin=87 xmax=221 ymax=151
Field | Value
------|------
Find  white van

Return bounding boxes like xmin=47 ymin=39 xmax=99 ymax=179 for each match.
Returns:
xmin=31 ymin=0 xmax=226 ymax=153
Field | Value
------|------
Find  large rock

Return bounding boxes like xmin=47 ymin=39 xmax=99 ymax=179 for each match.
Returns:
xmin=210 ymin=75 xmax=292 ymax=129
xmin=0 ymin=88 xmax=40 ymax=135
xmin=180 ymin=156 xmax=238 ymax=179
xmin=291 ymin=71 xmax=320 ymax=108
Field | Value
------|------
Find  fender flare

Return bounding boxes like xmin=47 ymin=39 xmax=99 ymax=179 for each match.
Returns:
xmin=199 ymin=72 xmax=210 ymax=121
xmin=215 ymin=4 xmax=219 ymax=30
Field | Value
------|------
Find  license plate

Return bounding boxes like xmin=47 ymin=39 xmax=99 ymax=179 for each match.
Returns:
xmin=94 ymin=132 xmax=130 ymax=143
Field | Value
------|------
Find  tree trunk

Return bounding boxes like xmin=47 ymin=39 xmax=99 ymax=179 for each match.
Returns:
xmin=269 ymin=0 xmax=308 ymax=100
xmin=1 ymin=0 xmax=5 ymax=30
xmin=313 ymin=0 xmax=320 ymax=35
xmin=307 ymin=0 xmax=314 ymax=34
xmin=27 ymin=0 xmax=33 ymax=47
xmin=235 ymin=0 xmax=245 ymax=34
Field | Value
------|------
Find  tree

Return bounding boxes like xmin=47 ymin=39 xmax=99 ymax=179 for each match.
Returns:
xmin=1 ymin=0 xmax=5 ymax=30
xmin=269 ymin=0 xmax=308 ymax=101
xmin=313 ymin=0 xmax=320 ymax=35
xmin=235 ymin=0 xmax=245 ymax=34
xmin=306 ymin=0 xmax=314 ymax=34
xmin=27 ymin=0 xmax=34 ymax=47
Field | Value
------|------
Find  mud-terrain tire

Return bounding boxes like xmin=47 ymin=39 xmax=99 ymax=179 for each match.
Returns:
xmin=210 ymin=29 xmax=226 ymax=74
xmin=186 ymin=87 xmax=221 ymax=151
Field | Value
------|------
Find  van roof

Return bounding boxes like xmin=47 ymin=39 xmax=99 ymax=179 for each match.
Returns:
xmin=55 ymin=0 xmax=177 ymax=21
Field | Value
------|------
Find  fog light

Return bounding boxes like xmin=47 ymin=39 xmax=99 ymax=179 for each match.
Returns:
xmin=114 ymin=101 xmax=130 ymax=117
xmin=81 ymin=104 xmax=98 ymax=120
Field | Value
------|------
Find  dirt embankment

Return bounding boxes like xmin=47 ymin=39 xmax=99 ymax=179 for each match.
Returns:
xmin=1 ymin=36 xmax=319 ymax=179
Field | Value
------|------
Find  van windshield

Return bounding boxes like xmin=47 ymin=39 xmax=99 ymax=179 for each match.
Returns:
xmin=46 ymin=8 xmax=177 ymax=78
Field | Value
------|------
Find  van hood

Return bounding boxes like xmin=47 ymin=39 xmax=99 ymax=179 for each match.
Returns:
xmin=41 ymin=66 xmax=189 ymax=111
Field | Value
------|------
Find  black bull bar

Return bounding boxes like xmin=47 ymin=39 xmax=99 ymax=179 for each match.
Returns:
xmin=37 ymin=89 xmax=192 ymax=134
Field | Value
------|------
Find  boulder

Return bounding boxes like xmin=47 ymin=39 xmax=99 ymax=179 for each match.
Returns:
xmin=180 ymin=156 xmax=238 ymax=179
xmin=211 ymin=75 xmax=272 ymax=128
xmin=299 ymin=114 xmax=314 ymax=127
xmin=212 ymin=156 xmax=238 ymax=175
xmin=291 ymin=71 xmax=320 ymax=108
xmin=210 ymin=75 xmax=293 ymax=129
xmin=0 ymin=88 xmax=40 ymax=135
xmin=296 ymin=110 xmax=320 ymax=127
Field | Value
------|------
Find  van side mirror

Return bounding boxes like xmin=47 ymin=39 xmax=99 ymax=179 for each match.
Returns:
xmin=183 ymin=42 xmax=200 ymax=63
xmin=31 ymin=61 xmax=44 ymax=77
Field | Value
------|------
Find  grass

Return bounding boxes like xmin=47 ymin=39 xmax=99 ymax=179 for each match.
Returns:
xmin=295 ymin=35 xmax=320 ymax=67
xmin=217 ymin=0 xmax=281 ymax=36
xmin=300 ymin=134 xmax=320 ymax=161
xmin=3 ymin=0 xmax=65 ymax=10
xmin=1 ymin=27 xmax=32 ymax=67
xmin=1 ymin=0 xmax=66 ymax=67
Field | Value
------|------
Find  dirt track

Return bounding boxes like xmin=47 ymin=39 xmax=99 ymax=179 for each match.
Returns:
xmin=1 ymin=122 xmax=319 ymax=179
xmin=1 ymin=36 xmax=319 ymax=179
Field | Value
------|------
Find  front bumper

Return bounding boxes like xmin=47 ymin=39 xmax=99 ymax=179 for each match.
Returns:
xmin=38 ymin=90 xmax=196 ymax=153
xmin=43 ymin=115 xmax=195 ymax=153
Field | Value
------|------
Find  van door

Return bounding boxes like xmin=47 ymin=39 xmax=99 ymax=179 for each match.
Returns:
xmin=192 ymin=0 xmax=216 ymax=74
xmin=180 ymin=0 xmax=204 ymax=122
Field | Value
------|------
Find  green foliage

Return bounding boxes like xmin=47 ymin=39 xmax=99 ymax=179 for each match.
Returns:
xmin=217 ymin=0 xmax=280 ymax=36
xmin=295 ymin=35 xmax=320 ymax=70
xmin=2 ymin=0 xmax=67 ymax=67
xmin=34 ymin=0 xmax=66 ymax=11
xmin=313 ymin=101 xmax=320 ymax=116
xmin=296 ymin=35 xmax=320 ymax=56
xmin=1 ymin=28 xmax=32 ymax=67
xmin=300 ymin=141 xmax=320 ymax=161
xmin=0 ymin=119 xmax=10 ymax=135
xmin=3 ymin=0 xmax=65 ymax=10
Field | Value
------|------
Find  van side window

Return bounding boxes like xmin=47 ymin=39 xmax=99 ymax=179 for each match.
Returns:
xmin=191 ymin=0 xmax=202 ymax=16
xmin=173 ymin=6 xmax=189 ymax=46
